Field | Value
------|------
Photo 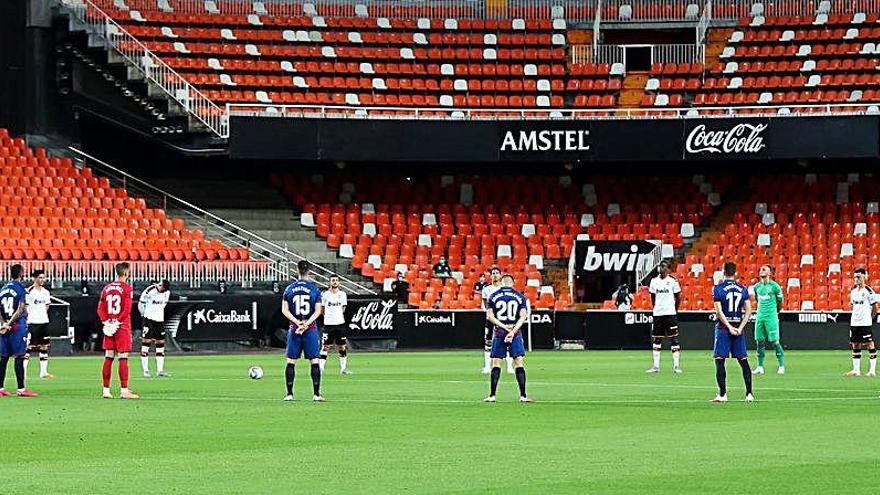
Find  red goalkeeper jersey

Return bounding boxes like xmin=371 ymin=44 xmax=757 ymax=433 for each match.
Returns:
xmin=97 ymin=281 xmax=133 ymax=332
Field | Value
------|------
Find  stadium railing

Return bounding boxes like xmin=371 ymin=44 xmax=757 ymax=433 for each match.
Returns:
xmin=60 ymin=0 xmax=229 ymax=137
xmin=227 ymin=103 xmax=880 ymax=120
xmin=68 ymin=148 xmax=377 ymax=294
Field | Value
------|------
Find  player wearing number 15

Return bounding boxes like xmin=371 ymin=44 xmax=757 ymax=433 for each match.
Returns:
xmin=97 ymin=262 xmax=139 ymax=399
xmin=711 ymin=262 xmax=754 ymax=403
xmin=281 ymin=260 xmax=324 ymax=402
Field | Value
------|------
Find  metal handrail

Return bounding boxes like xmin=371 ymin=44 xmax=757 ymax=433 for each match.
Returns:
xmin=60 ymin=0 xmax=229 ymax=138
xmin=228 ymin=102 xmax=880 ymax=120
xmin=67 ymin=147 xmax=377 ymax=294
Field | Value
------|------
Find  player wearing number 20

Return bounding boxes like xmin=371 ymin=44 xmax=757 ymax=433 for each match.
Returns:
xmin=711 ymin=262 xmax=754 ymax=403
xmin=484 ymin=274 xmax=531 ymax=403
xmin=281 ymin=260 xmax=324 ymax=402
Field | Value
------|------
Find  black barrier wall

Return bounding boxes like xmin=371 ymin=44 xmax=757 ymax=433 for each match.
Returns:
xmin=230 ymin=115 xmax=880 ymax=162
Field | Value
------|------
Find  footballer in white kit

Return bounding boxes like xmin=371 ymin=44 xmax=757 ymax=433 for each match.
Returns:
xmin=646 ymin=260 xmax=683 ymax=374
xmin=138 ymin=280 xmax=171 ymax=377
xmin=25 ymin=270 xmax=53 ymax=379
xmin=845 ymin=268 xmax=877 ymax=377
xmin=320 ymin=275 xmax=350 ymax=374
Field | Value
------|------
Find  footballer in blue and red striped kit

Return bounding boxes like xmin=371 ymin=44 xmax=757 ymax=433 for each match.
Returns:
xmin=711 ymin=262 xmax=754 ymax=403
xmin=0 ymin=264 xmax=38 ymax=397
xmin=484 ymin=274 xmax=532 ymax=403
xmin=281 ymin=260 xmax=324 ymax=402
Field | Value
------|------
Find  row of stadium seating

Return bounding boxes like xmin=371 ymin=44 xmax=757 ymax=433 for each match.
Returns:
xmin=0 ymin=128 xmax=246 ymax=262
xmin=621 ymin=174 xmax=880 ymax=312
xmin=272 ymin=173 xmax=725 ymax=309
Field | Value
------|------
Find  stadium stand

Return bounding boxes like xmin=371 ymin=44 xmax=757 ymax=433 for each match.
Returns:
xmin=0 ymin=128 xmax=269 ymax=281
xmin=273 ymin=173 xmax=726 ymax=309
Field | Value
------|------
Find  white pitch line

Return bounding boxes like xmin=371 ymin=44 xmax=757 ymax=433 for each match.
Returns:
xmin=28 ymin=395 xmax=879 ymax=405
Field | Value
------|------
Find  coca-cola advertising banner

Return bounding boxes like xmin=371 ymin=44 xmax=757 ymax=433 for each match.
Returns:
xmin=344 ymin=295 xmax=398 ymax=340
xmin=683 ymin=119 xmax=770 ymax=159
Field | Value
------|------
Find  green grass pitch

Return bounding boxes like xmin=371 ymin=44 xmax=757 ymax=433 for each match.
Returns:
xmin=2 ymin=350 xmax=878 ymax=494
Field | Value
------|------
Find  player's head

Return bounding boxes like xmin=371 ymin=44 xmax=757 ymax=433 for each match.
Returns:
xmin=329 ymin=274 xmax=340 ymax=289
xmin=759 ymin=264 xmax=773 ymax=280
xmin=158 ymin=280 xmax=170 ymax=292
xmin=489 ymin=265 xmax=501 ymax=283
xmin=32 ymin=269 xmax=46 ymax=287
xmin=9 ymin=264 xmax=23 ymax=281
xmin=501 ymin=274 xmax=514 ymax=287
xmin=854 ymin=267 xmax=868 ymax=286
xmin=658 ymin=260 xmax=670 ymax=276
xmin=297 ymin=260 xmax=311 ymax=279
xmin=115 ymin=262 xmax=130 ymax=279
xmin=723 ymin=261 xmax=737 ymax=278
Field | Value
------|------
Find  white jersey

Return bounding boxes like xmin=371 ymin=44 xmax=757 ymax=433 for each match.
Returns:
xmin=649 ymin=275 xmax=681 ymax=317
xmin=850 ymin=286 xmax=878 ymax=327
xmin=321 ymin=289 xmax=347 ymax=326
xmin=481 ymin=283 xmax=502 ymax=310
xmin=26 ymin=286 xmax=51 ymax=324
xmin=138 ymin=284 xmax=170 ymax=322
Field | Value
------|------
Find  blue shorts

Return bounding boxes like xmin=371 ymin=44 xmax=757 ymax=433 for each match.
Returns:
xmin=286 ymin=329 xmax=321 ymax=360
xmin=490 ymin=333 xmax=525 ymax=359
xmin=0 ymin=324 xmax=28 ymax=357
xmin=713 ymin=325 xmax=748 ymax=359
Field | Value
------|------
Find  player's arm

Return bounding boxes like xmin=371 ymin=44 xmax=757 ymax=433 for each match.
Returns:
xmin=673 ymin=279 xmax=681 ymax=311
xmin=302 ymin=303 xmax=323 ymax=329
xmin=510 ymin=307 xmax=528 ymax=335
xmin=486 ymin=308 xmax=505 ymax=330
xmin=713 ymin=301 xmax=734 ymax=333
xmin=776 ymin=285 xmax=783 ymax=314
xmin=738 ymin=299 xmax=753 ymax=333
xmin=2 ymin=300 xmax=26 ymax=331
xmin=97 ymin=295 xmax=108 ymax=322
xmin=280 ymin=300 xmax=303 ymax=327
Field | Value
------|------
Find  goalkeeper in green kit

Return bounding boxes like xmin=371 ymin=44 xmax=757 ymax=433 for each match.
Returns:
xmin=752 ymin=265 xmax=785 ymax=375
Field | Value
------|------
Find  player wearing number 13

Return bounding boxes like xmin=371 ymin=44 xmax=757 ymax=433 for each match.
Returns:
xmin=97 ymin=262 xmax=138 ymax=399
xmin=711 ymin=262 xmax=754 ymax=403
xmin=281 ymin=260 xmax=324 ymax=402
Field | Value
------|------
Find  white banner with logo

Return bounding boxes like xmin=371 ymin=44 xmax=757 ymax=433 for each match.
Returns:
xmin=345 ymin=296 xmax=398 ymax=339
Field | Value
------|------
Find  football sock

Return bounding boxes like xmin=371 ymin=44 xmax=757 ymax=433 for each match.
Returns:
xmin=340 ymin=356 xmax=348 ymax=371
xmin=13 ymin=357 xmax=25 ymax=390
xmin=22 ymin=352 xmax=29 ymax=379
xmin=310 ymin=363 xmax=322 ymax=396
xmin=852 ymin=349 xmax=861 ymax=373
xmin=156 ymin=347 xmax=165 ymax=373
xmin=118 ymin=358 xmax=129 ymax=388
xmin=715 ymin=359 xmax=727 ymax=396
xmin=39 ymin=351 xmax=49 ymax=376
xmin=489 ymin=366 xmax=501 ymax=396
xmin=738 ymin=358 xmax=753 ymax=395
xmin=140 ymin=345 xmax=150 ymax=374
xmin=0 ymin=356 xmax=10 ymax=389
xmin=870 ymin=348 xmax=877 ymax=374
xmin=515 ymin=367 xmax=527 ymax=398
xmin=102 ymin=357 xmax=113 ymax=388
xmin=319 ymin=353 xmax=327 ymax=373
xmin=652 ymin=339 xmax=662 ymax=368
xmin=774 ymin=343 xmax=785 ymax=367
xmin=756 ymin=341 xmax=766 ymax=367
xmin=285 ymin=363 xmax=295 ymax=395
xmin=506 ymin=356 xmax=514 ymax=370
xmin=483 ymin=350 xmax=491 ymax=370
xmin=670 ymin=339 xmax=681 ymax=368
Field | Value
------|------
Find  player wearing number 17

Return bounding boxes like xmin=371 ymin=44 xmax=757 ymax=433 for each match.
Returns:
xmin=281 ymin=260 xmax=325 ymax=402
xmin=97 ymin=262 xmax=139 ymax=399
xmin=483 ymin=274 xmax=531 ymax=403
xmin=711 ymin=262 xmax=754 ymax=403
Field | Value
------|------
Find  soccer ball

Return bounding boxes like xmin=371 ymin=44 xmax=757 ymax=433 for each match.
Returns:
xmin=248 ymin=366 xmax=264 ymax=380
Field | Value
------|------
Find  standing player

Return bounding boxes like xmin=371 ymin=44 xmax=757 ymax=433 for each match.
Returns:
xmin=320 ymin=274 xmax=350 ymax=375
xmin=481 ymin=266 xmax=513 ymax=374
xmin=845 ymin=267 xmax=877 ymax=377
xmin=752 ymin=265 xmax=784 ymax=375
xmin=281 ymin=260 xmax=325 ymax=401
xmin=646 ymin=260 xmax=683 ymax=374
xmin=138 ymin=280 xmax=171 ymax=378
xmin=25 ymin=270 xmax=54 ymax=379
xmin=0 ymin=264 xmax=38 ymax=397
xmin=483 ymin=274 xmax=532 ymax=403
xmin=711 ymin=262 xmax=754 ymax=403
xmin=97 ymin=262 xmax=139 ymax=399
